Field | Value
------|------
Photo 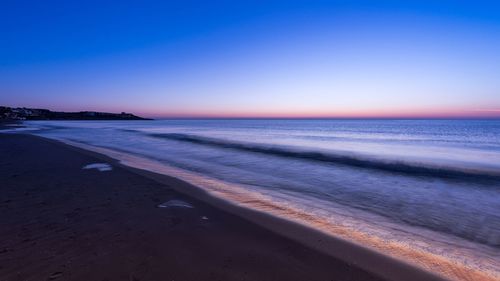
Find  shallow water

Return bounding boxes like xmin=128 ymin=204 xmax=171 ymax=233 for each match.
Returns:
xmin=18 ymin=119 xmax=500 ymax=280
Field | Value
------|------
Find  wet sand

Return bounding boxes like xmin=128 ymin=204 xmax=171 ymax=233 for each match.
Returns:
xmin=0 ymin=133 xmax=443 ymax=281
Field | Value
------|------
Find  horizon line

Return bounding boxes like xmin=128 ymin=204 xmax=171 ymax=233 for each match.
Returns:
xmin=4 ymin=105 xmax=500 ymax=120
xmin=150 ymin=116 xmax=500 ymax=120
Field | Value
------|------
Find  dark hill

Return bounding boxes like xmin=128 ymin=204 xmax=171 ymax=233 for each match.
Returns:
xmin=0 ymin=106 xmax=151 ymax=120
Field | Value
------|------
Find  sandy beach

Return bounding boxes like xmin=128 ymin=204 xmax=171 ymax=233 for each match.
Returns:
xmin=0 ymin=128 xmax=455 ymax=281
xmin=0 ymin=133 xmax=388 ymax=281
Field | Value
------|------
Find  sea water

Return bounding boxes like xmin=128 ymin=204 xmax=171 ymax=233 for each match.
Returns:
xmin=20 ymin=119 xmax=500 ymax=280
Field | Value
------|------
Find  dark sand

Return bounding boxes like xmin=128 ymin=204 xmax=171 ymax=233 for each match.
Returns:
xmin=0 ymin=132 xmax=447 ymax=281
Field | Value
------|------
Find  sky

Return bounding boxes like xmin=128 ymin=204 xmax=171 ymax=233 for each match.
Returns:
xmin=1 ymin=0 xmax=500 ymax=118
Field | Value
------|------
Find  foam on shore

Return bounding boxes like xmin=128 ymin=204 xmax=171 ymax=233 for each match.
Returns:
xmin=82 ymin=163 xmax=113 ymax=172
xmin=158 ymin=199 xmax=194 ymax=208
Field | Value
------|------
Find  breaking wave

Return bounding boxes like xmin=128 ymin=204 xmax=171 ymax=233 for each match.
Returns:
xmin=147 ymin=133 xmax=500 ymax=182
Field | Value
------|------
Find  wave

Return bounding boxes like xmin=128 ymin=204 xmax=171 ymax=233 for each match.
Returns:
xmin=145 ymin=133 xmax=500 ymax=182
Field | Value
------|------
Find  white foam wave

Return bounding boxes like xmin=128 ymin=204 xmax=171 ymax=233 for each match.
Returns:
xmin=82 ymin=163 xmax=113 ymax=172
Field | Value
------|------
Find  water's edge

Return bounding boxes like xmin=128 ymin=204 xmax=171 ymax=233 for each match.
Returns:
xmin=31 ymin=134 xmax=452 ymax=281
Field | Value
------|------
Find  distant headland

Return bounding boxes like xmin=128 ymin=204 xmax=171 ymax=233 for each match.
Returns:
xmin=0 ymin=106 xmax=151 ymax=120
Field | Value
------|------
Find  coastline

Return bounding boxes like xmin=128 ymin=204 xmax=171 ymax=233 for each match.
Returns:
xmin=2 ymin=130 xmax=451 ymax=281
xmin=1 ymin=133 xmax=383 ymax=281
xmin=53 ymin=136 xmax=495 ymax=281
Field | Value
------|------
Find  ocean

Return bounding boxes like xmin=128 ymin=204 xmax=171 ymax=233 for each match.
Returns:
xmin=20 ymin=119 xmax=500 ymax=280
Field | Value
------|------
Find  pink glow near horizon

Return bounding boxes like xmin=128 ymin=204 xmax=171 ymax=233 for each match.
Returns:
xmin=5 ymin=99 xmax=500 ymax=119
xmin=137 ymin=107 xmax=500 ymax=119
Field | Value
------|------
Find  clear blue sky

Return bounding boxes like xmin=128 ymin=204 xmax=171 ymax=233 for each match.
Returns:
xmin=1 ymin=0 xmax=499 ymax=118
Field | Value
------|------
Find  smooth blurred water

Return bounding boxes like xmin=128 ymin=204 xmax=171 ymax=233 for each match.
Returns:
xmin=22 ymin=119 xmax=500 ymax=278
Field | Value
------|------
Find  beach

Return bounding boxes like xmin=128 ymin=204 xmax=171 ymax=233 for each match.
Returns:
xmin=0 ymin=129 xmax=453 ymax=281
xmin=0 ymin=132 xmax=379 ymax=281
xmin=8 ymin=119 xmax=498 ymax=281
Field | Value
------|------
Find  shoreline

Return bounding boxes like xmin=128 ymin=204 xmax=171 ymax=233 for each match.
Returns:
xmin=31 ymin=133 xmax=448 ymax=281
xmin=2 ymin=132 xmax=385 ymax=281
